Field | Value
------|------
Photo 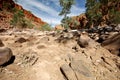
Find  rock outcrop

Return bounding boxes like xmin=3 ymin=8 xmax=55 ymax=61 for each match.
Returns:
xmin=68 ymin=13 xmax=88 ymax=29
xmin=102 ymin=32 xmax=120 ymax=56
xmin=0 ymin=0 xmax=46 ymax=29
xmin=54 ymin=25 xmax=64 ymax=30
xmin=0 ymin=47 xmax=13 ymax=66
xmin=15 ymin=4 xmax=46 ymax=25
xmin=0 ymin=39 xmax=4 ymax=47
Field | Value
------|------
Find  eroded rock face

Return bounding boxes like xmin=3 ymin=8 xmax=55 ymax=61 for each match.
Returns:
xmin=0 ymin=39 xmax=4 ymax=47
xmin=0 ymin=0 xmax=46 ymax=29
xmin=60 ymin=64 xmax=77 ymax=80
xmin=102 ymin=33 xmax=120 ymax=56
xmin=15 ymin=4 xmax=46 ymax=25
xmin=69 ymin=14 xmax=88 ymax=29
xmin=0 ymin=47 xmax=13 ymax=66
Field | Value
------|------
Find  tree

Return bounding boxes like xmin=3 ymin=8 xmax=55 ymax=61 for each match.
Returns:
xmin=59 ymin=0 xmax=75 ymax=29
xmin=85 ymin=0 xmax=120 ymax=27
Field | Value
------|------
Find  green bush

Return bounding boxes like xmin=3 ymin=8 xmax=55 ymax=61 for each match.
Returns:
xmin=40 ymin=24 xmax=52 ymax=31
xmin=10 ymin=10 xmax=34 ymax=28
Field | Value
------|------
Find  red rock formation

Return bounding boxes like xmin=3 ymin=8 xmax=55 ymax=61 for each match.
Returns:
xmin=69 ymin=13 xmax=88 ymax=29
xmin=15 ymin=4 xmax=46 ymax=25
xmin=54 ymin=25 xmax=64 ymax=30
xmin=0 ymin=0 xmax=46 ymax=28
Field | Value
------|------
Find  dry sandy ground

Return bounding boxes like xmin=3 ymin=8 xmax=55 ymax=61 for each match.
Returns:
xmin=0 ymin=29 xmax=120 ymax=80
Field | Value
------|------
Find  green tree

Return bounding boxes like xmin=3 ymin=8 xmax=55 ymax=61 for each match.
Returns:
xmin=59 ymin=0 xmax=75 ymax=29
xmin=85 ymin=0 xmax=120 ymax=27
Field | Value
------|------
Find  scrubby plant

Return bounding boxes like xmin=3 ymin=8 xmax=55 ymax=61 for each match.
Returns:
xmin=10 ymin=10 xmax=34 ymax=28
xmin=40 ymin=24 xmax=53 ymax=31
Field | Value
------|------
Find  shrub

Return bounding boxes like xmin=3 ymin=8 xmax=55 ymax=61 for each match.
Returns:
xmin=10 ymin=10 xmax=34 ymax=28
xmin=40 ymin=24 xmax=52 ymax=31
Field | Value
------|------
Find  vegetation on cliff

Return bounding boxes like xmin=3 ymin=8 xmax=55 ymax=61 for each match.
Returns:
xmin=10 ymin=9 xmax=34 ymax=28
xmin=0 ymin=0 xmax=46 ymax=29
xmin=86 ymin=0 xmax=120 ymax=27
xmin=59 ymin=0 xmax=120 ymax=30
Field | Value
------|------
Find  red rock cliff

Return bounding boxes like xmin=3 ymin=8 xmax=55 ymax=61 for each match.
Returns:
xmin=15 ymin=4 xmax=46 ymax=25
xmin=0 ymin=0 xmax=46 ymax=26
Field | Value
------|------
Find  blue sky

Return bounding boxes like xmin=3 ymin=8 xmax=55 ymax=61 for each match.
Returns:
xmin=16 ymin=0 xmax=86 ymax=27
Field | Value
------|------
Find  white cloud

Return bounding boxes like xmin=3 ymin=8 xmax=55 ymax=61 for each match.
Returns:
xmin=17 ymin=0 xmax=59 ymax=16
xmin=33 ymin=12 xmax=62 ymax=27
xmin=68 ymin=5 xmax=85 ymax=16
xmin=16 ymin=0 xmax=86 ymax=27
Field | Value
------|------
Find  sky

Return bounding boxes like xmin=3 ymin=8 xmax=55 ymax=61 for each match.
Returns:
xmin=16 ymin=0 xmax=86 ymax=27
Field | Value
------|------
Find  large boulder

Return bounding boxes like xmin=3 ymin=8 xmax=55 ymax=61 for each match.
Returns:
xmin=102 ymin=33 xmax=120 ymax=56
xmin=77 ymin=32 xmax=90 ymax=48
xmin=60 ymin=64 xmax=77 ymax=80
xmin=70 ymin=60 xmax=93 ymax=80
xmin=15 ymin=37 xmax=28 ymax=43
xmin=0 ymin=39 xmax=4 ymax=47
xmin=0 ymin=47 xmax=13 ymax=66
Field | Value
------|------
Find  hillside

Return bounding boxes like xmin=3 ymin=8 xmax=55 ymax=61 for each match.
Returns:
xmin=0 ymin=0 xmax=46 ymax=29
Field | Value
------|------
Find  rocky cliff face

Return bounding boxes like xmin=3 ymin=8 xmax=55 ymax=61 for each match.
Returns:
xmin=0 ymin=0 xmax=46 ymax=29
xmin=72 ymin=13 xmax=88 ymax=29
xmin=14 ymin=4 xmax=45 ymax=25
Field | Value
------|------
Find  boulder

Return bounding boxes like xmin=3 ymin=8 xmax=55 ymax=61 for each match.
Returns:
xmin=0 ymin=39 xmax=4 ymax=47
xmin=102 ymin=33 xmax=120 ymax=56
xmin=70 ymin=60 xmax=93 ymax=80
xmin=60 ymin=64 xmax=77 ymax=80
xmin=115 ymin=24 xmax=120 ymax=31
xmin=15 ymin=37 xmax=28 ymax=43
xmin=78 ymin=32 xmax=90 ymax=48
xmin=0 ymin=29 xmax=6 ymax=33
xmin=0 ymin=47 xmax=13 ymax=66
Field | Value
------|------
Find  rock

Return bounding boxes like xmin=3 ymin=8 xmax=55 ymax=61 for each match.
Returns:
xmin=102 ymin=33 xmax=120 ymax=56
xmin=37 ymin=44 xmax=46 ymax=49
xmin=0 ymin=47 xmax=13 ymax=66
xmin=103 ymin=26 xmax=113 ymax=32
xmin=54 ymin=25 xmax=64 ymax=30
xmin=39 ymin=37 xmax=49 ymax=43
xmin=0 ymin=39 xmax=4 ymax=47
xmin=60 ymin=64 xmax=77 ymax=80
xmin=70 ymin=60 xmax=93 ymax=80
xmin=0 ymin=29 xmax=6 ymax=33
xmin=115 ymin=24 xmax=120 ymax=32
xmin=15 ymin=37 xmax=28 ymax=43
xmin=78 ymin=32 xmax=90 ymax=48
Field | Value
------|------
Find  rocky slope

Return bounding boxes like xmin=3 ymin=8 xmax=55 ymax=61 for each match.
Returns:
xmin=0 ymin=0 xmax=46 ymax=29
xmin=0 ymin=29 xmax=119 ymax=80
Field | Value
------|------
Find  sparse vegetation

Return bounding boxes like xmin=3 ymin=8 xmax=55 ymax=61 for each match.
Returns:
xmin=10 ymin=9 xmax=34 ymax=28
xmin=61 ymin=17 xmax=80 ymax=29
xmin=40 ymin=24 xmax=52 ymax=31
